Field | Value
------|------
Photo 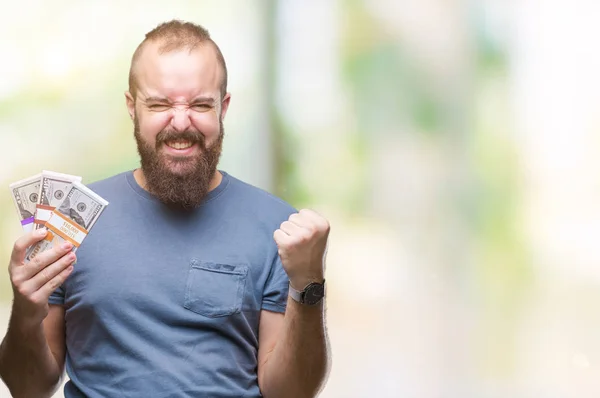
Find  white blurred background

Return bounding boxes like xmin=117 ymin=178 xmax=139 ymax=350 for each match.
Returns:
xmin=2 ymin=0 xmax=600 ymax=397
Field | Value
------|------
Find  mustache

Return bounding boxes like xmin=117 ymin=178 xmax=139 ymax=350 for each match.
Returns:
xmin=155 ymin=129 xmax=206 ymax=149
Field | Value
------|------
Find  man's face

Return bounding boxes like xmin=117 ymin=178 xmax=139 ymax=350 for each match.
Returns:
xmin=126 ymin=42 xmax=230 ymax=208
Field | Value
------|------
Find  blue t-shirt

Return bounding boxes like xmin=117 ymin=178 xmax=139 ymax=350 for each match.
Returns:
xmin=49 ymin=170 xmax=295 ymax=398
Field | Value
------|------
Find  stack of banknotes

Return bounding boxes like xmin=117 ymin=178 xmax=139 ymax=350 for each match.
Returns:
xmin=9 ymin=170 xmax=109 ymax=263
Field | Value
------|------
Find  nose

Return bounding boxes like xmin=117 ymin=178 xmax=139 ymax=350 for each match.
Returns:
xmin=169 ymin=107 xmax=192 ymax=132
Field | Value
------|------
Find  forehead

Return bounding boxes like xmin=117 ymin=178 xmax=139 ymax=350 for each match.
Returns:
xmin=134 ymin=41 xmax=222 ymax=101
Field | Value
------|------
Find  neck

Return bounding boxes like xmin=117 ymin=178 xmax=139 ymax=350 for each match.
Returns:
xmin=133 ymin=168 xmax=222 ymax=192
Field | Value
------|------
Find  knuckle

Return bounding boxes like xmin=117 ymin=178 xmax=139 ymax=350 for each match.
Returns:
xmin=31 ymin=255 xmax=43 ymax=270
xmin=40 ymin=269 xmax=51 ymax=283
xmin=48 ymin=277 xmax=61 ymax=291
xmin=16 ymin=284 xmax=30 ymax=297
xmin=301 ymin=231 xmax=313 ymax=242
xmin=10 ymin=273 xmax=22 ymax=287
xmin=29 ymin=294 xmax=46 ymax=306
xmin=9 ymin=267 xmax=20 ymax=280
xmin=13 ymin=240 xmax=24 ymax=252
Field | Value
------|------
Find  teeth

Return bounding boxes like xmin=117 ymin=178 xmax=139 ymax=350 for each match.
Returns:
xmin=166 ymin=140 xmax=193 ymax=150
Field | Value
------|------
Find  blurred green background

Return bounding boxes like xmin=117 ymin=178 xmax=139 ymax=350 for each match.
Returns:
xmin=2 ymin=0 xmax=600 ymax=397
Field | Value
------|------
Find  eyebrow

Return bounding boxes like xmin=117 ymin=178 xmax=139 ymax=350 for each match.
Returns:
xmin=143 ymin=96 xmax=217 ymax=104
xmin=143 ymin=96 xmax=171 ymax=103
xmin=190 ymin=96 xmax=217 ymax=104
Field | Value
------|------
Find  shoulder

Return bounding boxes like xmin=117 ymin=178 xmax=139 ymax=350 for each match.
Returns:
xmin=220 ymin=171 xmax=297 ymax=220
xmin=85 ymin=171 xmax=131 ymax=198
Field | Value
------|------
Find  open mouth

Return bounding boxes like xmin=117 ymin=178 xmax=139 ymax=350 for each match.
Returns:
xmin=165 ymin=140 xmax=194 ymax=150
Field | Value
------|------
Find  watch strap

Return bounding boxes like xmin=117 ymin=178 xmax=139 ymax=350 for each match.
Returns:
xmin=288 ymin=283 xmax=303 ymax=303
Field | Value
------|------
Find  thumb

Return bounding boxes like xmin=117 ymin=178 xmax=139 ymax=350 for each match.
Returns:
xmin=11 ymin=228 xmax=49 ymax=265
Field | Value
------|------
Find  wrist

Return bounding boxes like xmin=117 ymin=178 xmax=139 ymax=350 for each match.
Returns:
xmin=288 ymin=278 xmax=326 ymax=306
xmin=9 ymin=308 xmax=44 ymax=337
xmin=289 ymin=275 xmax=325 ymax=291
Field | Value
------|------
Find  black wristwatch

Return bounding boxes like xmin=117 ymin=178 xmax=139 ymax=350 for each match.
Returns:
xmin=289 ymin=280 xmax=326 ymax=305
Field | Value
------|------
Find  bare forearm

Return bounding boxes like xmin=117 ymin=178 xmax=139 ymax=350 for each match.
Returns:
xmin=0 ymin=314 xmax=62 ymax=398
xmin=260 ymin=298 xmax=330 ymax=398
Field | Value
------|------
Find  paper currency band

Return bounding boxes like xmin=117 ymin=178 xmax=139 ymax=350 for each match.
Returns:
xmin=45 ymin=211 xmax=89 ymax=247
xmin=34 ymin=205 xmax=55 ymax=225
xmin=21 ymin=216 xmax=34 ymax=226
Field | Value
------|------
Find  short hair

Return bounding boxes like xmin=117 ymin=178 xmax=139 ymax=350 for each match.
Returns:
xmin=128 ymin=20 xmax=228 ymax=101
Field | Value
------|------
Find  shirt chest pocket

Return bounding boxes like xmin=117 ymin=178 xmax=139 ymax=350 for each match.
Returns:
xmin=184 ymin=259 xmax=249 ymax=318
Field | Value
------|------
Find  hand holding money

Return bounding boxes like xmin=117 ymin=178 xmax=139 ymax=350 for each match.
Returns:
xmin=25 ymin=181 xmax=108 ymax=263
xmin=8 ymin=171 xmax=108 ymax=329
xmin=8 ymin=229 xmax=76 ymax=329
xmin=9 ymin=169 xmax=108 ymax=261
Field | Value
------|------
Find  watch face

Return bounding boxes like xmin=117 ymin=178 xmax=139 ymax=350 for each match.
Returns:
xmin=304 ymin=283 xmax=325 ymax=305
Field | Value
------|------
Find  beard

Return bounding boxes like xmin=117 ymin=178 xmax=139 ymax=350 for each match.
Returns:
xmin=134 ymin=116 xmax=224 ymax=209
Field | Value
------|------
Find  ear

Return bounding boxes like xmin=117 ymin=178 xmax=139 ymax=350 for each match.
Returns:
xmin=220 ymin=93 xmax=231 ymax=121
xmin=125 ymin=91 xmax=135 ymax=121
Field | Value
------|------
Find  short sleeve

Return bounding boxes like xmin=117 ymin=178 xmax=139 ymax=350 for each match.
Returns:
xmin=261 ymin=255 xmax=289 ymax=313
xmin=48 ymin=285 xmax=65 ymax=306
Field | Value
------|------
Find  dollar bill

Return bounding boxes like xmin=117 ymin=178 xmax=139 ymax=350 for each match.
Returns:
xmin=9 ymin=173 xmax=41 ymax=232
xmin=25 ymin=181 xmax=108 ymax=263
xmin=34 ymin=170 xmax=82 ymax=230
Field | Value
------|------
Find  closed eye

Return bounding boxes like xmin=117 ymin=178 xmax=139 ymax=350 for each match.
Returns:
xmin=191 ymin=104 xmax=212 ymax=112
xmin=147 ymin=104 xmax=171 ymax=112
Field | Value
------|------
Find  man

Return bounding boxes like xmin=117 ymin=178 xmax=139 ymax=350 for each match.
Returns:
xmin=0 ymin=20 xmax=330 ymax=398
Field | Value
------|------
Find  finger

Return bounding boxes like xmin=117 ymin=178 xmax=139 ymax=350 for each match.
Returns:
xmin=279 ymin=220 xmax=304 ymax=236
xmin=298 ymin=209 xmax=329 ymax=230
xmin=21 ymin=240 xmax=74 ymax=281
xmin=288 ymin=213 xmax=310 ymax=229
xmin=11 ymin=228 xmax=50 ymax=266
xmin=24 ymin=252 xmax=76 ymax=293
xmin=273 ymin=229 xmax=293 ymax=246
xmin=31 ymin=264 xmax=75 ymax=304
